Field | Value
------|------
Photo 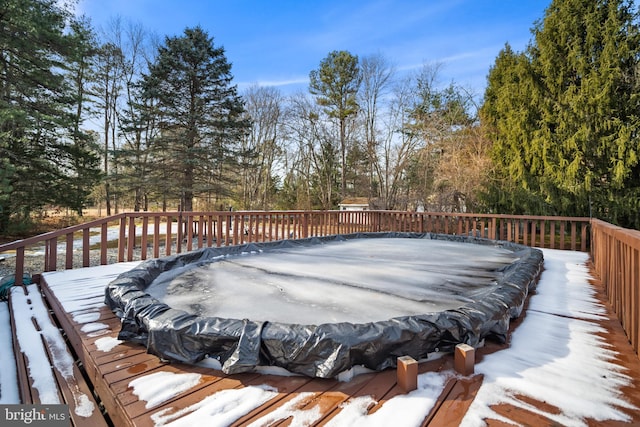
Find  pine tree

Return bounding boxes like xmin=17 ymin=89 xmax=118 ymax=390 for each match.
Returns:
xmin=62 ymin=17 xmax=102 ymax=216
xmin=481 ymin=44 xmax=550 ymax=214
xmin=534 ymin=0 xmax=640 ymax=224
xmin=482 ymin=0 xmax=640 ymax=227
xmin=0 ymin=0 xmax=101 ymax=232
xmin=142 ymin=26 xmax=248 ymax=211
xmin=309 ymin=51 xmax=361 ymax=199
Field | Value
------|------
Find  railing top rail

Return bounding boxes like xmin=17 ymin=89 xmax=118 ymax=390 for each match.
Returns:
xmin=0 ymin=213 xmax=126 ymax=253
xmin=591 ymin=218 xmax=640 ymax=248
xmin=383 ymin=211 xmax=591 ymax=222
xmin=121 ymin=210 xmax=592 ymax=219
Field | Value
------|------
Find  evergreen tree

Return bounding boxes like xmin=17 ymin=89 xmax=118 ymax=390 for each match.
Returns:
xmin=63 ymin=17 xmax=102 ymax=216
xmin=0 ymin=0 xmax=101 ymax=232
xmin=309 ymin=50 xmax=361 ymax=199
xmin=142 ymin=26 xmax=248 ymax=211
xmin=481 ymin=44 xmax=550 ymax=214
xmin=93 ymin=41 xmax=125 ymax=215
xmin=482 ymin=0 xmax=640 ymax=227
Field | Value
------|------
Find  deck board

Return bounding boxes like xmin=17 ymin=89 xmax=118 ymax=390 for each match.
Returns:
xmin=424 ymin=376 xmax=483 ymax=426
xmin=36 ymin=259 xmax=640 ymax=427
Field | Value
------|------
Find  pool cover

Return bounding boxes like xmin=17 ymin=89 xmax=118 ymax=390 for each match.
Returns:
xmin=105 ymin=232 xmax=543 ymax=378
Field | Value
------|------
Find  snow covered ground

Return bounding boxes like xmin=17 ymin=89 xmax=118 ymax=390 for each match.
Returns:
xmin=0 ymin=248 xmax=637 ymax=426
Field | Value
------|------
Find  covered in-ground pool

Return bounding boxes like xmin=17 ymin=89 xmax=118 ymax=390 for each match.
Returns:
xmin=104 ymin=232 xmax=543 ymax=378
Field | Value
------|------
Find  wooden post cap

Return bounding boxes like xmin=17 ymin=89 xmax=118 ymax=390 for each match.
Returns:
xmin=455 ymin=343 xmax=475 ymax=376
xmin=397 ymin=356 xmax=418 ymax=393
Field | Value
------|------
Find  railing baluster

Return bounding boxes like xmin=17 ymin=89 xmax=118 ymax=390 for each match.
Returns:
xmin=101 ymin=222 xmax=108 ymax=265
xmin=238 ymin=214 xmax=245 ymax=245
xmin=207 ymin=215 xmax=214 ymax=247
xmin=127 ymin=216 xmax=135 ymax=261
xmin=141 ymin=216 xmax=149 ymax=260
xmin=66 ymin=233 xmax=74 ymax=269
xmin=216 ymin=214 xmax=223 ymax=247
xmin=176 ymin=214 xmax=183 ymax=254
xmin=118 ymin=217 xmax=126 ymax=262
xmin=186 ymin=215 xmax=193 ymax=252
xmin=153 ymin=216 xmax=160 ymax=259
xmin=530 ymin=220 xmax=537 ymax=248
xmin=165 ymin=216 xmax=173 ymax=256
xmin=83 ymin=228 xmax=90 ymax=267
xmin=15 ymin=247 xmax=25 ymax=286
xmin=45 ymin=237 xmax=57 ymax=272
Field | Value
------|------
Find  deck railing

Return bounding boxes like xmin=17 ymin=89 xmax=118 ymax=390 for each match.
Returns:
xmin=590 ymin=219 xmax=640 ymax=356
xmin=4 ymin=210 xmax=639 ymax=357
xmin=0 ymin=210 xmax=590 ymax=287
xmin=5 ymin=211 xmax=640 ymax=353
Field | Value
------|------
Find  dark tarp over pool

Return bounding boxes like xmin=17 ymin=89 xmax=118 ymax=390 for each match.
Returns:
xmin=104 ymin=232 xmax=543 ymax=378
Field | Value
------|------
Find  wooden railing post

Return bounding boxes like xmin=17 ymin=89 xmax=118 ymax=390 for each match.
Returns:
xmin=491 ymin=218 xmax=497 ymax=240
xmin=302 ymin=212 xmax=309 ymax=238
xmin=141 ymin=216 xmax=149 ymax=260
xmin=66 ymin=233 xmax=74 ymax=269
xmin=176 ymin=212 xmax=183 ymax=254
xmin=186 ymin=214 xmax=194 ymax=251
xmin=101 ymin=222 xmax=108 ymax=265
xmin=216 ymin=213 xmax=224 ymax=247
xmin=165 ymin=216 xmax=173 ymax=256
xmin=45 ymin=237 xmax=57 ymax=272
xmin=118 ymin=216 xmax=126 ymax=262
xmin=153 ymin=216 xmax=160 ymax=259
xmin=82 ymin=228 xmax=90 ymax=267
xmin=15 ymin=247 xmax=25 ymax=286
xmin=127 ymin=215 xmax=136 ymax=261
xmin=206 ymin=214 xmax=214 ymax=247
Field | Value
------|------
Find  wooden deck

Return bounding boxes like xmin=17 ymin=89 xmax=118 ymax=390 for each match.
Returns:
xmin=33 ymin=259 xmax=640 ymax=427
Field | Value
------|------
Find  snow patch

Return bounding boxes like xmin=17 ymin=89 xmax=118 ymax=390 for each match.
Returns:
xmin=130 ymin=371 xmax=203 ymax=409
xmin=10 ymin=285 xmax=95 ymax=416
xmin=247 ymin=392 xmax=323 ymax=426
xmin=80 ymin=322 xmax=108 ymax=333
xmin=326 ymin=371 xmax=450 ymax=427
xmin=94 ymin=336 xmax=123 ymax=352
xmin=150 ymin=385 xmax=278 ymax=427
xmin=459 ymin=249 xmax=636 ymax=427
xmin=0 ymin=301 xmax=19 ymax=403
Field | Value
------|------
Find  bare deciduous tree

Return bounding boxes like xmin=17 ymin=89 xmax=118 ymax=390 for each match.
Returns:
xmin=240 ymin=85 xmax=284 ymax=209
xmin=358 ymin=53 xmax=395 ymax=201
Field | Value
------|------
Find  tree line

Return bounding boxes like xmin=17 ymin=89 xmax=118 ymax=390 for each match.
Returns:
xmin=1 ymin=0 xmax=639 ymax=234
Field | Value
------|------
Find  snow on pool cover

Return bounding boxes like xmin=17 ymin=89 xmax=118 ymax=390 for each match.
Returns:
xmin=105 ymin=232 xmax=543 ymax=378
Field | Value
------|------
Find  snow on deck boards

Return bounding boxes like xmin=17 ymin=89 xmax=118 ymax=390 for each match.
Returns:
xmin=8 ymin=283 xmax=112 ymax=426
xmin=36 ymin=249 xmax=640 ymax=426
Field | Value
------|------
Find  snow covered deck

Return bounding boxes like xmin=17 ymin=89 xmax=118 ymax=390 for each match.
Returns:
xmin=2 ymin=249 xmax=640 ymax=426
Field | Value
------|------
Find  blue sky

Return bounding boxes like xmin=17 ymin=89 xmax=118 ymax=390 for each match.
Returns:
xmin=77 ymin=0 xmax=550 ymax=98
